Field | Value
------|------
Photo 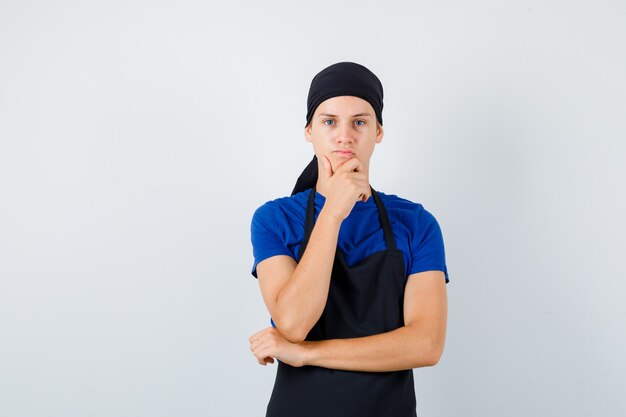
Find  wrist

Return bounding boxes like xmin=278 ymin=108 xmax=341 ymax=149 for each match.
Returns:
xmin=318 ymin=206 xmax=343 ymax=226
xmin=299 ymin=341 xmax=318 ymax=366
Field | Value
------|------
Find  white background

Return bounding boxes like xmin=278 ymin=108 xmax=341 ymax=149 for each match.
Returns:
xmin=1 ymin=1 xmax=625 ymax=416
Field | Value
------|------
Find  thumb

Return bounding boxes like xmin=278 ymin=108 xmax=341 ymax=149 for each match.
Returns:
xmin=319 ymin=154 xmax=334 ymax=179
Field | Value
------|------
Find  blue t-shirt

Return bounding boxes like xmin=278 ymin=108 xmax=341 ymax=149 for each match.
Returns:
xmin=250 ymin=188 xmax=449 ymax=284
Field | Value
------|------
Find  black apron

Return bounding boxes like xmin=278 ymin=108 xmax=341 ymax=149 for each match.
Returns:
xmin=266 ymin=186 xmax=417 ymax=417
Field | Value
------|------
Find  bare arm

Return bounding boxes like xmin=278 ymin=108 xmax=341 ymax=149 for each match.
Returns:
xmin=257 ymin=207 xmax=342 ymax=343
xmin=299 ymin=270 xmax=448 ymax=372
xmin=256 ymin=155 xmax=371 ymax=343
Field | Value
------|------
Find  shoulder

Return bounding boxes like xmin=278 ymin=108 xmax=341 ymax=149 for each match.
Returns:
xmin=376 ymin=190 xmax=439 ymax=225
xmin=375 ymin=190 xmax=444 ymax=243
xmin=251 ymin=189 xmax=310 ymax=226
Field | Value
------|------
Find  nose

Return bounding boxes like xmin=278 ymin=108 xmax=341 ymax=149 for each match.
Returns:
xmin=335 ymin=123 xmax=355 ymax=145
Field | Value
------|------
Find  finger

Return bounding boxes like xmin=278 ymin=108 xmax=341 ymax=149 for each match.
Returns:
xmin=351 ymin=180 xmax=371 ymax=202
xmin=361 ymin=184 xmax=372 ymax=201
xmin=332 ymin=156 xmax=356 ymax=173
xmin=251 ymin=339 xmax=275 ymax=358
xmin=343 ymin=173 xmax=370 ymax=193
xmin=249 ymin=333 xmax=270 ymax=352
xmin=250 ymin=333 xmax=269 ymax=351
xmin=248 ymin=327 xmax=273 ymax=343
xmin=352 ymin=157 xmax=364 ymax=173
xmin=261 ymin=356 xmax=275 ymax=366
xmin=335 ymin=157 xmax=363 ymax=174
xmin=254 ymin=343 xmax=277 ymax=364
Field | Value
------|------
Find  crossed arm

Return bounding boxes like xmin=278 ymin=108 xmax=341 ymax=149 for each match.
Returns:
xmin=300 ymin=269 xmax=447 ymax=372
xmin=251 ymin=208 xmax=447 ymax=372
xmin=254 ymin=255 xmax=447 ymax=372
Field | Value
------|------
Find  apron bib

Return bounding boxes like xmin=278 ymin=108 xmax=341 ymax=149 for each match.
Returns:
xmin=266 ymin=186 xmax=417 ymax=417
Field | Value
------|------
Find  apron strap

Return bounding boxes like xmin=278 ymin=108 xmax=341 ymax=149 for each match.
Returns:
xmin=370 ymin=186 xmax=398 ymax=251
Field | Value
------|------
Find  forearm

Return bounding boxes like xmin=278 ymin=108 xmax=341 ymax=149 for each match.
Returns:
xmin=300 ymin=324 xmax=439 ymax=372
xmin=274 ymin=207 xmax=342 ymax=341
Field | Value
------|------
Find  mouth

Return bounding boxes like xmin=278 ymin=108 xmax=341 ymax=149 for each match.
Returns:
xmin=333 ymin=149 xmax=354 ymax=158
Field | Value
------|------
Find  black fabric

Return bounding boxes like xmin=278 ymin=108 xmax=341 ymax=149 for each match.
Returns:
xmin=305 ymin=61 xmax=384 ymax=128
xmin=265 ymin=186 xmax=417 ymax=417
xmin=290 ymin=155 xmax=318 ymax=196
xmin=291 ymin=62 xmax=384 ymax=196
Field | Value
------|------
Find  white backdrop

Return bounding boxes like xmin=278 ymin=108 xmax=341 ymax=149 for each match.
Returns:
xmin=1 ymin=1 xmax=625 ymax=416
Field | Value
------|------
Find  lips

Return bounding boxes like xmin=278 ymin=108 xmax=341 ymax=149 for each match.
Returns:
xmin=334 ymin=149 xmax=354 ymax=157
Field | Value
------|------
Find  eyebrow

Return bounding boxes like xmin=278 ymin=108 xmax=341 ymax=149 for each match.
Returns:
xmin=317 ymin=112 xmax=373 ymax=118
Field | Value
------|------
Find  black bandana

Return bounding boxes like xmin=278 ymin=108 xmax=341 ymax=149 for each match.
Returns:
xmin=292 ymin=62 xmax=384 ymax=196
xmin=305 ymin=61 xmax=384 ymax=128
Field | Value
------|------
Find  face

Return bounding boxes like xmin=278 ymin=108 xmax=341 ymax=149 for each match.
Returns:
xmin=304 ymin=95 xmax=383 ymax=173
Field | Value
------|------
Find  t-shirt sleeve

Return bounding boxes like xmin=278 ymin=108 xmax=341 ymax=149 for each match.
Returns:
xmin=408 ymin=208 xmax=450 ymax=283
xmin=250 ymin=203 xmax=293 ymax=279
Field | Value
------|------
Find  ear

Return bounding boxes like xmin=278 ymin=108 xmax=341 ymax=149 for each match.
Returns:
xmin=304 ymin=123 xmax=313 ymax=143
xmin=375 ymin=122 xmax=384 ymax=144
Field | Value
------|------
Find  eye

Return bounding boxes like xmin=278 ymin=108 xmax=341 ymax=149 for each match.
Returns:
xmin=355 ymin=120 xmax=365 ymax=126
xmin=323 ymin=119 xmax=335 ymax=126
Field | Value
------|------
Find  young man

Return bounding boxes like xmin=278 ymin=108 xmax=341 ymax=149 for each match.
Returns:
xmin=248 ymin=62 xmax=449 ymax=417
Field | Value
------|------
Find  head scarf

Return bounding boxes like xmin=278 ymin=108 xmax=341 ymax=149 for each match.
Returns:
xmin=291 ymin=62 xmax=384 ymax=196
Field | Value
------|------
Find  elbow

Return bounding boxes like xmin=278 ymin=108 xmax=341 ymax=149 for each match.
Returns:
xmin=407 ymin=324 xmax=445 ymax=367
xmin=426 ymin=340 xmax=445 ymax=367
xmin=426 ymin=351 xmax=441 ymax=367
xmin=273 ymin=317 xmax=308 ymax=343
xmin=281 ymin=328 xmax=307 ymax=343
xmin=413 ymin=336 xmax=444 ymax=367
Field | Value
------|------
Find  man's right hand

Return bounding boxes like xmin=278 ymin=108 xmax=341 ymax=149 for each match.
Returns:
xmin=318 ymin=154 xmax=372 ymax=221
